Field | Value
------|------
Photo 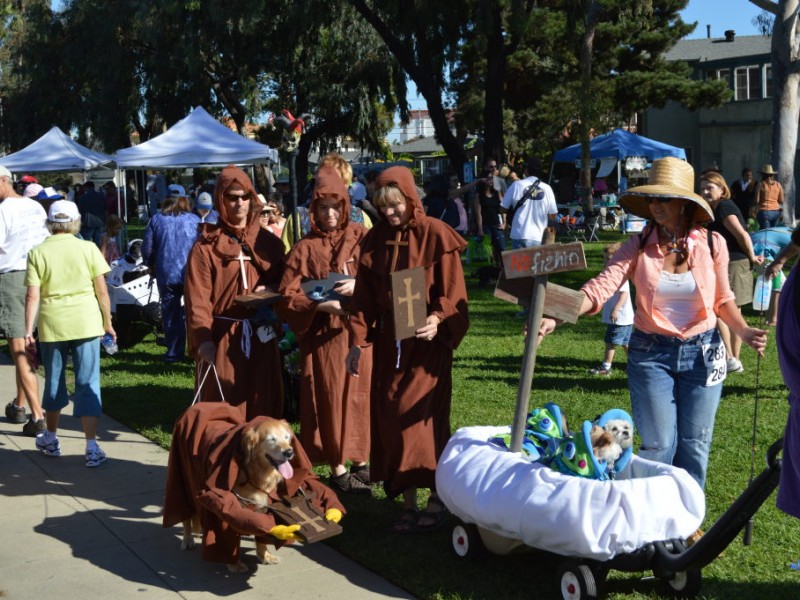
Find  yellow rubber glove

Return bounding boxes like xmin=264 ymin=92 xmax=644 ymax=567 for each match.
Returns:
xmin=325 ymin=508 xmax=343 ymax=523
xmin=269 ymin=524 xmax=301 ymax=542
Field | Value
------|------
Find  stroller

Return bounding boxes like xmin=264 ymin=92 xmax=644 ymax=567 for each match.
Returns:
xmin=437 ymin=423 xmax=783 ymax=599
xmin=107 ymin=239 xmax=162 ymax=347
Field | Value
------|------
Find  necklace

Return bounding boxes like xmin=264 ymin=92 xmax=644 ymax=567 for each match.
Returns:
xmin=660 ymin=225 xmax=683 ymax=254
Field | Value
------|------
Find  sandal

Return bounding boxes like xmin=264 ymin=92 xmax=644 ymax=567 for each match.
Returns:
xmin=416 ymin=496 xmax=447 ymax=532
xmin=389 ymin=508 xmax=419 ymax=534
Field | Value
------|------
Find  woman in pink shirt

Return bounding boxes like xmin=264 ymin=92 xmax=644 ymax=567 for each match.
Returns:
xmin=539 ymin=158 xmax=767 ymax=490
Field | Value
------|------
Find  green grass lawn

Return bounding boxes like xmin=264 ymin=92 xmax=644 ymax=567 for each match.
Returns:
xmin=96 ymin=231 xmax=798 ymax=600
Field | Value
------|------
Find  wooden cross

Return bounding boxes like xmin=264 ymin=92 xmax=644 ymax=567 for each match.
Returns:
xmin=227 ymin=248 xmax=251 ymax=290
xmin=496 ymin=231 xmax=587 ymax=453
xmin=396 ymin=276 xmax=421 ymax=328
xmin=386 ymin=230 xmax=409 ymax=273
xmin=288 ymin=504 xmax=328 ymax=534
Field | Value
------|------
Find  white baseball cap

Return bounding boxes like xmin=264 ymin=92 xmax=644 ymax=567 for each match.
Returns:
xmin=48 ymin=200 xmax=81 ymax=223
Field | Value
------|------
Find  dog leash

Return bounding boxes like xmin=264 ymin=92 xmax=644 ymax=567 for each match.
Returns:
xmin=192 ymin=362 xmax=226 ymax=405
xmin=743 ymin=310 xmax=767 ymax=546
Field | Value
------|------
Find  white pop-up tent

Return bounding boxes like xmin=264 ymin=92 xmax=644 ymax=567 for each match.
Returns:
xmin=0 ymin=126 xmax=115 ymax=172
xmin=114 ymin=106 xmax=278 ymax=169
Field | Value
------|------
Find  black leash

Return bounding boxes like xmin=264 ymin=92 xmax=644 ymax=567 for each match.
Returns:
xmin=743 ymin=306 xmax=767 ymax=546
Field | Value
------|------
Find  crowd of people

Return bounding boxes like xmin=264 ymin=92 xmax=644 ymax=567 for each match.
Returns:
xmin=2 ymin=151 xmax=798 ymax=546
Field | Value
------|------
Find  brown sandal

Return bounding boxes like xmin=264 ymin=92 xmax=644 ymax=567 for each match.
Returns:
xmin=389 ymin=508 xmax=420 ymax=534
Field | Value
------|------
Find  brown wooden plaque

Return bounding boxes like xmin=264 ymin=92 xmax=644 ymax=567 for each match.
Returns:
xmin=269 ymin=494 xmax=343 ymax=543
xmin=494 ymin=275 xmax=584 ymax=324
xmin=391 ymin=266 xmax=427 ymax=341
xmin=501 ymin=242 xmax=587 ymax=280
xmin=234 ymin=289 xmax=283 ymax=308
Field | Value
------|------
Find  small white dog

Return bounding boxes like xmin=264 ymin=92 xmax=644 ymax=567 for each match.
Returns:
xmin=603 ymin=419 xmax=633 ymax=450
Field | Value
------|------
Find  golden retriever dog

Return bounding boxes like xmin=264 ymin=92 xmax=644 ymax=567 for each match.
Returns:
xmin=181 ymin=417 xmax=295 ymax=572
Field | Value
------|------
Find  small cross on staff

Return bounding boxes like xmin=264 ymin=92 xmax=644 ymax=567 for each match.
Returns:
xmin=386 ymin=230 xmax=409 ymax=273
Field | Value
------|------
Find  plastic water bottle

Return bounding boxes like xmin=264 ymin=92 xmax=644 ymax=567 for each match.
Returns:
xmin=101 ymin=333 xmax=118 ymax=355
xmin=752 ymin=273 xmax=770 ymax=311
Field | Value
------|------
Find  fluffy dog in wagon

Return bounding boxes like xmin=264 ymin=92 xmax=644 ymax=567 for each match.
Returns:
xmin=163 ymin=403 xmax=345 ymax=572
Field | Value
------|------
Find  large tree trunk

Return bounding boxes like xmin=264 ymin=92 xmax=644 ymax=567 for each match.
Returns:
xmin=578 ymin=3 xmax=601 ymax=214
xmin=770 ymin=0 xmax=800 ymax=225
xmin=482 ymin=2 xmax=505 ymax=167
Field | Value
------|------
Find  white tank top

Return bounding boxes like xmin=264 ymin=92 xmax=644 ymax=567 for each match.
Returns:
xmin=653 ymin=270 xmax=706 ymax=331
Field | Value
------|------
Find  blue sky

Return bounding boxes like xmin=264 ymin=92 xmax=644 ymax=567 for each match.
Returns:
xmin=681 ymin=0 xmax=765 ymax=39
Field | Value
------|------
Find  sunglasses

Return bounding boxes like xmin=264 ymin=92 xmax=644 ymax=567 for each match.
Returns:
xmin=223 ymin=192 xmax=253 ymax=202
xmin=260 ymin=209 xmax=274 ymax=216
xmin=645 ymin=197 xmax=673 ymax=204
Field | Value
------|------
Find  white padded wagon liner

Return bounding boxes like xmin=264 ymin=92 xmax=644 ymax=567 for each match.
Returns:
xmin=436 ymin=426 xmax=705 ymax=560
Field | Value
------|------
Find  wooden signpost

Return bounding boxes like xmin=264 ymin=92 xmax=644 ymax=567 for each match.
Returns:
xmin=496 ymin=231 xmax=587 ymax=453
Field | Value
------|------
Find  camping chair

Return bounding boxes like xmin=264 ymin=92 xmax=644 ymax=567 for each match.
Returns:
xmin=583 ymin=212 xmax=601 ymax=242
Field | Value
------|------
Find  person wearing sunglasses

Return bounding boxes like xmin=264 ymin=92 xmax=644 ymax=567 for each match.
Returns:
xmin=185 ymin=166 xmax=286 ymax=420
xmin=258 ymin=192 xmax=286 ymax=238
xmin=539 ymin=158 xmax=767 ymax=496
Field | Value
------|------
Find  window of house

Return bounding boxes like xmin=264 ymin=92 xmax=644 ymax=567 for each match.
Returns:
xmin=764 ymin=64 xmax=773 ymax=98
xmin=735 ymin=66 xmax=760 ymax=100
xmin=707 ymin=68 xmax=730 ymax=84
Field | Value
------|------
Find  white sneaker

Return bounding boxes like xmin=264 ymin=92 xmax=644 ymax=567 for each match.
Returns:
xmin=726 ymin=357 xmax=744 ymax=373
xmin=85 ymin=445 xmax=107 ymax=468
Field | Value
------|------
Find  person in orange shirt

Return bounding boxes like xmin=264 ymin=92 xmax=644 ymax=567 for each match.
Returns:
xmin=755 ymin=164 xmax=784 ymax=229
xmin=539 ymin=158 xmax=768 ymax=490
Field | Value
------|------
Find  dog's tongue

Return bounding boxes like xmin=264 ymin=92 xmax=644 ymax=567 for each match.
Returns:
xmin=277 ymin=460 xmax=294 ymax=480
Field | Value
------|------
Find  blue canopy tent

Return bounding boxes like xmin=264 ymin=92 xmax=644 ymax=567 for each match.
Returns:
xmin=551 ymin=129 xmax=686 ymax=198
xmin=552 ymin=129 xmax=686 ymax=164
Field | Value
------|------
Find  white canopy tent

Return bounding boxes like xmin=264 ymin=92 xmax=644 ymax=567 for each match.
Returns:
xmin=0 ymin=126 xmax=115 ymax=172
xmin=114 ymin=106 xmax=279 ymax=169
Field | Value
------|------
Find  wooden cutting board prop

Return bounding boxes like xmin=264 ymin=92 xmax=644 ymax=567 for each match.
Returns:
xmin=234 ymin=289 xmax=283 ymax=308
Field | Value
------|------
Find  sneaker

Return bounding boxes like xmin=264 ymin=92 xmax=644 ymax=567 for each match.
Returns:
xmin=330 ymin=472 xmax=372 ymax=496
xmin=35 ymin=433 xmax=61 ymax=457
xmin=85 ymin=445 xmax=107 ymax=468
xmin=350 ymin=465 xmax=371 ymax=485
xmin=5 ymin=401 xmax=27 ymax=424
xmin=726 ymin=358 xmax=744 ymax=373
xmin=588 ymin=366 xmax=612 ymax=377
xmin=22 ymin=417 xmax=46 ymax=437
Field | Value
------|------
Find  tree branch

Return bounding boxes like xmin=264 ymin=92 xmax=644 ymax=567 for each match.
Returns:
xmin=749 ymin=0 xmax=779 ymax=15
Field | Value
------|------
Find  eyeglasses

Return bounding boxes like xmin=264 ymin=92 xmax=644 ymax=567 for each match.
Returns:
xmin=223 ymin=192 xmax=253 ymax=202
xmin=645 ymin=197 xmax=672 ymax=204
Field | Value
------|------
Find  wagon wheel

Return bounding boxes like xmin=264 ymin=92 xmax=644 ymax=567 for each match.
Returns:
xmin=451 ymin=522 xmax=486 ymax=559
xmin=557 ymin=559 xmax=598 ymax=600
xmin=662 ymin=569 xmax=702 ymax=598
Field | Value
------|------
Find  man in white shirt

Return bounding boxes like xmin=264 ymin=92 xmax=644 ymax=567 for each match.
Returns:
xmin=500 ymin=157 xmax=558 ymax=248
xmin=0 ymin=166 xmax=49 ymax=435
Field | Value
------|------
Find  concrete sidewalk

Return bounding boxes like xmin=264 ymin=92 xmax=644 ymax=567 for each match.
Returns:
xmin=0 ymin=353 xmax=415 ymax=599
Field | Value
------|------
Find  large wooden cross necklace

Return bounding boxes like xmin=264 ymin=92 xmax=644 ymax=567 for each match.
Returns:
xmin=386 ymin=228 xmax=409 ymax=273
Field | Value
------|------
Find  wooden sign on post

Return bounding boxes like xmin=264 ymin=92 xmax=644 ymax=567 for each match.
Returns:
xmin=501 ymin=242 xmax=586 ymax=280
xmin=391 ymin=266 xmax=427 ymax=341
xmin=499 ymin=233 xmax=588 ymax=453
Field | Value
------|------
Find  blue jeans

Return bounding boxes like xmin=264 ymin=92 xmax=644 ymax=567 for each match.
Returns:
xmin=757 ymin=209 xmax=782 ymax=229
xmin=511 ymin=238 xmax=541 ymax=249
xmin=40 ymin=337 xmax=102 ymax=417
xmin=482 ymin=226 xmax=506 ymax=257
xmin=627 ymin=328 xmax=724 ymax=489
xmin=159 ymin=282 xmax=186 ymax=360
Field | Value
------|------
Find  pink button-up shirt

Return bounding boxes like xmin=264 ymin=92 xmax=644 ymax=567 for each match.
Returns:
xmin=581 ymin=227 xmax=735 ymax=340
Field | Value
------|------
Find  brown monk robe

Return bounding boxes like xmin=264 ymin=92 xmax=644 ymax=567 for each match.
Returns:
xmin=185 ymin=165 xmax=286 ymax=420
xmin=347 ymin=166 xmax=469 ymax=505
xmin=162 ymin=403 xmax=345 ymax=566
xmin=276 ymin=166 xmax=372 ymax=492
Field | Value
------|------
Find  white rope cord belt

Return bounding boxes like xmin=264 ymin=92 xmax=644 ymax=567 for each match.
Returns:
xmin=215 ymin=316 xmax=253 ymax=358
xmin=192 ymin=362 xmax=226 ymax=405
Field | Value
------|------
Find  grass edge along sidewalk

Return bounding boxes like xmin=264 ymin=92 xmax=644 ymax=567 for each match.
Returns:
xmin=88 ymin=238 xmax=799 ymax=600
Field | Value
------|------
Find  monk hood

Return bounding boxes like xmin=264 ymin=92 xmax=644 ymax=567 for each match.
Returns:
xmin=309 ymin=166 xmax=350 ymax=235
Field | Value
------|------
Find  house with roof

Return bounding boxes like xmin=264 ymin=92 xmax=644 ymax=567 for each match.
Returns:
xmin=642 ymin=30 xmax=773 ymax=181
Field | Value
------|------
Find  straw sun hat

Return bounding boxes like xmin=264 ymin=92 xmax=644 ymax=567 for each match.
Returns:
xmin=619 ymin=157 xmax=714 ymax=223
xmin=760 ymin=164 xmax=777 ymax=176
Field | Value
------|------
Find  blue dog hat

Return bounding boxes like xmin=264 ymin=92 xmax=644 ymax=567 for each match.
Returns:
xmin=594 ymin=408 xmax=635 ymax=474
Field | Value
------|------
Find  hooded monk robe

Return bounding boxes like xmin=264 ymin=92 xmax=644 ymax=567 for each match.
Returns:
xmin=348 ymin=166 xmax=469 ymax=497
xmin=162 ymin=403 xmax=345 ymax=565
xmin=277 ymin=166 xmax=372 ymax=466
xmin=185 ymin=166 xmax=286 ymax=420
